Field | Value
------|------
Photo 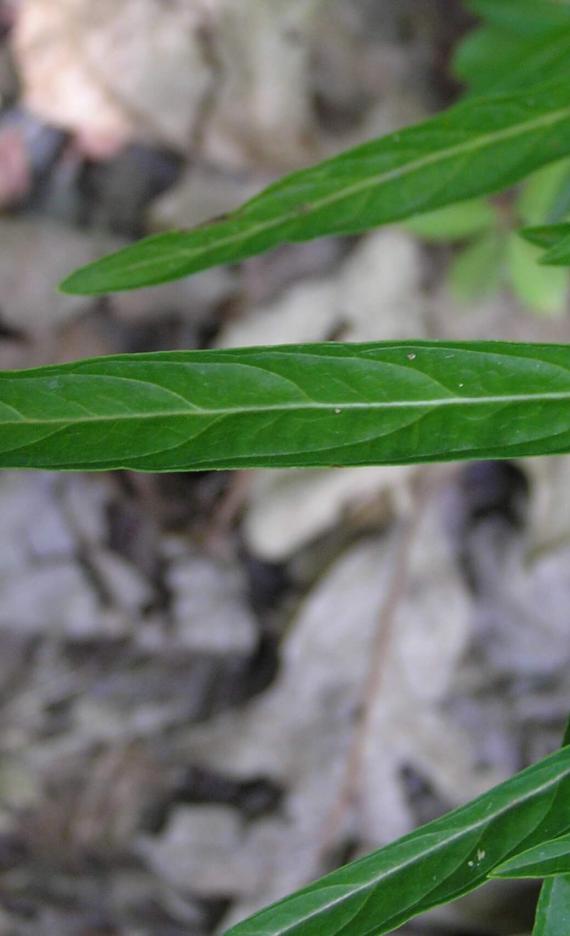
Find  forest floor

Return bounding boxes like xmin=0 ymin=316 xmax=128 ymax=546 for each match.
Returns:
xmin=0 ymin=2 xmax=569 ymax=934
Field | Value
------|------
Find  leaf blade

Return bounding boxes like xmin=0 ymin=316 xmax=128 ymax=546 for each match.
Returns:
xmin=4 ymin=342 xmax=570 ymax=471
xmin=533 ymin=877 xmax=570 ymax=936
xmin=492 ymin=834 xmax=570 ymax=880
xmin=223 ymin=747 xmax=570 ymax=936
xmin=522 ymin=225 xmax=570 ymax=264
xmin=468 ymin=0 xmax=570 ymax=36
xmin=403 ymin=198 xmax=496 ymax=242
xmin=61 ymin=82 xmax=570 ymax=294
xmin=461 ymin=28 xmax=570 ymax=96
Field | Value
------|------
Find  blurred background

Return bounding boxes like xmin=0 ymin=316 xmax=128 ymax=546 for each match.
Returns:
xmin=0 ymin=1 xmax=569 ymax=933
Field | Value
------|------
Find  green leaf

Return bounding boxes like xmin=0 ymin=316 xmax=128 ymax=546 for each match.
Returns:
xmin=448 ymin=232 xmax=505 ymax=300
xmin=533 ymin=878 xmax=570 ymax=936
xmin=468 ymin=0 xmax=570 ymax=36
xmin=459 ymin=28 xmax=570 ymax=97
xmin=454 ymin=0 xmax=570 ymax=96
xmin=539 ymin=235 xmax=570 ymax=266
xmin=523 ymin=225 xmax=570 ymax=265
xmin=492 ymin=834 xmax=570 ymax=880
xmin=6 ymin=342 xmax=570 ymax=471
xmin=452 ymin=28 xmax=523 ymax=86
xmin=223 ymin=746 xmax=570 ymax=936
xmin=518 ymin=159 xmax=570 ymax=227
xmin=403 ymin=198 xmax=496 ymax=242
xmin=533 ymin=722 xmax=570 ymax=936
xmin=61 ymin=82 xmax=570 ymax=294
xmin=522 ymin=223 xmax=570 ymax=250
xmin=507 ymin=235 xmax=568 ymax=314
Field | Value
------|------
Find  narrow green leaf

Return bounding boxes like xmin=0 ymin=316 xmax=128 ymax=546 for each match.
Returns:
xmin=61 ymin=82 xmax=570 ymax=294
xmin=539 ymin=235 xmax=570 ymax=266
xmin=522 ymin=224 xmax=570 ymax=250
xmin=533 ymin=878 xmax=570 ymax=936
xmin=492 ymin=834 xmax=570 ymax=880
xmin=6 ymin=342 xmax=570 ymax=471
xmin=223 ymin=747 xmax=570 ymax=936
xmin=499 ymin=722 xmax=570 ymax=935
xmin=403 ymin=198 xmax=496 ymax=242
xmin=500 ymin=719 xmax=570 ymax=936
xmin=522 ymin=225 xmax=570 ymax=265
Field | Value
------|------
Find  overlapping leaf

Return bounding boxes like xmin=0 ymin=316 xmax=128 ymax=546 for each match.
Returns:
xmin=533 ymin=877 xmax=570 ymax=936
xmin=523 ymin=224 xmax=570 ymax=265
xmin=222 ymin=747 xmax=570 ymax=936
xmin=496 ymin=721 xmax=570 ymax=935
xmin=3 ymin=342 xmax=570 ymax=471
xmin=492 ymin=835 xmax=570 ymax=878
xmin=492 ymin=834 xmax=570 ymax=880
xmin=60 ymin=82 xmax=570 ymax=294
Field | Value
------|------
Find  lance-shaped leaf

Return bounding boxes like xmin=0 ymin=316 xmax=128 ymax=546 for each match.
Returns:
xmin=501 ymin=720 xmax=570 ymax=936
xmin=4 ymin=342 xmax=570 ymax=472
xmin=492 ymin=834 xmax=570 ymax=880
xmin=222 ymin=747 xmax=570 ymax=936
xmin=61 ymin=82 xmax=570 ymax=294
xmin=532 ymin=877 xmax=570 ymax=936
xmin=523 ymin=224 xmax=570 ymax=265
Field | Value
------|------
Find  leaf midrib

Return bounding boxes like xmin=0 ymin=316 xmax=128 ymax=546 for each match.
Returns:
xmin=2 ymin=388 xmax=570 ymax=427
xmin=101 ymin=103 xmax=570 ymax=276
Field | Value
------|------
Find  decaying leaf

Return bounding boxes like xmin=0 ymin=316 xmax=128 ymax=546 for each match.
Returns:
xmin=13 ymin=0 xmax=218 ymax=152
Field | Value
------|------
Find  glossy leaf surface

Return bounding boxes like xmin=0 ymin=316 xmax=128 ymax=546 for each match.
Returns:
xmin=61 ymin=83 xmax=570 ymax=294
xmin=224 ymin=747 xmax=570 ymax=936
xmin=533 ymin=878 xmax=570 ymax=936
xmin=493 ymin=834 xmax=570 ymax=880
xmin=4 ymin=342 xmax=570 ymax=471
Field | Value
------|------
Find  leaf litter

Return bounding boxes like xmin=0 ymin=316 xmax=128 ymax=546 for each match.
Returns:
xmin=0 ymin=2 xmax=569 ymax=935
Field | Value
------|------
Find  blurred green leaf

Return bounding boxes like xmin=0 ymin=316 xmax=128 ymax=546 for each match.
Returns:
xmin=543 ymin=235 xmax=570 ymax=266
xmin=453 ymin=27 xmax=522 ymax=86
xmin=404 ymin=199 xmax=496 ymax=242
xmin=468 ymin=0 xmax=570 ymax=36
xmin=518 ymin=159 xmax=570 ymax=226
xmin=455 ymin=1 xmax=570 ymax=95
xmin=522 ymin=225 xmax=570 ymax=265
xmin=458 ymin=28 xmax=570 ymax=96
xmin=449 ymin=232 xmax=505 ymax=301
xmin=507 ymin=234 xmax=568 ymax=314
xmin=522 ymin=223 xmax=570 ymax=250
